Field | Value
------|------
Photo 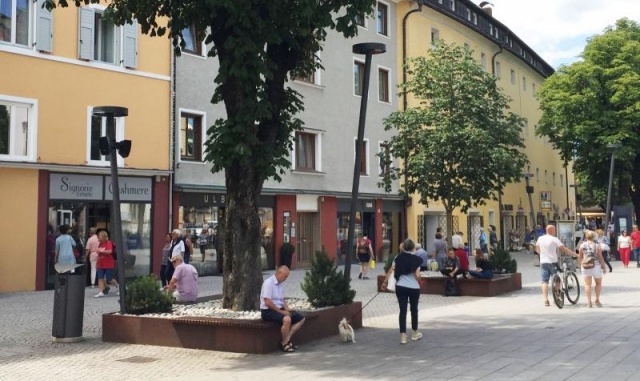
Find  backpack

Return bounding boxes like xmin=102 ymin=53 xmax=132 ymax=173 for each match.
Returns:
xmin=581 ymin=242 xmax=596 ymax=269
xmin=444 ymin=278 xmax=461 ymax=297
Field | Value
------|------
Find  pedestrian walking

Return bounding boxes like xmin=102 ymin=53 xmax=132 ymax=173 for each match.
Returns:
xmin=617 ymin=229 xmax=631 ymax=267
xmin=54 ymin=225 xmax=76 ymax=267
xmin=85 ymin=227 xmax=100 ymax=288
xmin=95 ymin=230 xmax=119 ymax=298
xmin=579 ymin=230 xmax=606 ymax=308
xmin=596 ymin=229 xmax=612 ymax=272
xmin=160 ymin=233 xmax=172 ymax=287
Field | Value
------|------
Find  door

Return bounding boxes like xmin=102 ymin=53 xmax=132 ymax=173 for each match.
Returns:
xmin=296 ymin=212 xmax=320 ymax=268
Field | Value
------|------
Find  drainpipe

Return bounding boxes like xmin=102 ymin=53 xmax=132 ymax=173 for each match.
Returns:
xmin=169 ymin=49 xmax=177 ymax=232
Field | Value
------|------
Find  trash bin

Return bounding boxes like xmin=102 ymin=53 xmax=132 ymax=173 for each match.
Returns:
xmin=52 ymin=264 xmax=85 ymax=342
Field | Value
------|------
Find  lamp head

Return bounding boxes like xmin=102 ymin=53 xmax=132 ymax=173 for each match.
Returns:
xmin=116 ymin=140 xmax=132 ymax=158
xmin=353 ymin=42 xmax=386 ymax=55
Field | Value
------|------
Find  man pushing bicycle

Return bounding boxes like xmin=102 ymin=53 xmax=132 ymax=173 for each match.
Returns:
xmin=535 ymin=225 xmax=578 ymax=307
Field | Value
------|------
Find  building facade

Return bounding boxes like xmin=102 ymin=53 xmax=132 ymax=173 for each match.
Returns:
xmin=398 ymin=0 xmax=576 ymax=251
xmin=173 ymin=1 xmax=404 ymax=270
xmin=0 ymin=1 xmax=172 ymax=292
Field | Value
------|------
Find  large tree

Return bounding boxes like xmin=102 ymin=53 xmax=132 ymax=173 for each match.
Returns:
xmin=380 ymin=42 xmax=528 ymax=241
xmin=537 ymin=19 xmax=640 ymax=221
xmin=48 ymin=0 xmax=376 ymax=310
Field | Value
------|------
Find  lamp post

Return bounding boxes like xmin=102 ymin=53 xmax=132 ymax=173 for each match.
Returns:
xmin=604 ymin=143 xmax=621 ymax=235
xmin=523 ymin=173 xmax=536 ymax=228
xmin=344 ymin=42 xmax=386 ymax=281
xmin=569 ymin=183 xmax=579 ymax=223
xmin=93 ymin=106 xmax=131 ymax=314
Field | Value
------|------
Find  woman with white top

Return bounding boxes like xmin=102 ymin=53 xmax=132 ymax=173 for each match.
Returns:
xmin=579 ymin=230 xmax=607 ymax=308
xmin=617 ymin=230 xmax=632 ymax=268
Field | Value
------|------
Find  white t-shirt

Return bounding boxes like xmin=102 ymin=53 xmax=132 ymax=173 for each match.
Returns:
xmin=536 ymin=234 xmax=565 ymax=264
xmin=618 ymin=235 xmax=631 ymax=249
xmin=452 ymin=234 xmax=463 ymax=249
xmin=171 ymin=240 xmax=185 ymax=258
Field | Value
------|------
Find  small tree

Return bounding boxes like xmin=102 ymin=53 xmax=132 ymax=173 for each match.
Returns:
xmin=380 ymin=41 xmax=528 ymax=243
xmin=301 ymin=250 xmax=355 ymax=308
xmin=491 ymin=248 xmax=518 ymax=274
xmin=125 ymin=275 xmax=174 ymax=315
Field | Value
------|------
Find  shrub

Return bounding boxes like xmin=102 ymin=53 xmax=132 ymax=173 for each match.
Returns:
xmin=491 ymin=248 xmax=518 ymax=274
xmin=301 ymin=250 xmax=355 ymax=308
xmin=125 ymin=275 xmax=174 ymax=315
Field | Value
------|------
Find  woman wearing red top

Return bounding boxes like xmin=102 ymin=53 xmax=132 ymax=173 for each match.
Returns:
xmin=95 ymin=230 xmax=119 ymax=298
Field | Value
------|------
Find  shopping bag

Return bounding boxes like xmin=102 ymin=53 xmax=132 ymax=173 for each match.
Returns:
xmin=369 ymin=258 xmax=376 ymax=269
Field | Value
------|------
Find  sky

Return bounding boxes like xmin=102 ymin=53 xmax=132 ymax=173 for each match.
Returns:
xmin=473 ymin=0 xmax=640 ymax=68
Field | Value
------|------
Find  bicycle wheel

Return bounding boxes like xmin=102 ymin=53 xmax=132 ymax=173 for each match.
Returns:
xmin=552 ymin=274 xmax=564 ymax=309
xmin=564 ymin=271 xmax=580 ymax=305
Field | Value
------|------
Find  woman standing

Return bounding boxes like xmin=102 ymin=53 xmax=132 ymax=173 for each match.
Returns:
xmin=431 ymin=232 xmax=448 ymax=270
xmin=382 ymin=239 xmax=423 ymax=344
xmin=596 ymin=229 xmax=613 ymax=272
xmin=356 ymin=233 xmax=374 ymax=279
xmin=160 ymin=233 xmax=172 ymax=287
xmin=95 ymin=230 xmax=119 ymax=298
xmin=617 ymin=229 xmax=631 ymax=267
xmin=579 ymin=230 xmax=606 ymax=307
xmin=54 ymin=225 xmax=76 ymax=267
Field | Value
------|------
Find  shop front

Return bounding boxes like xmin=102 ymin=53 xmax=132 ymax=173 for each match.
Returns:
xmin=45 ymin=173 xmax=159 ymax=290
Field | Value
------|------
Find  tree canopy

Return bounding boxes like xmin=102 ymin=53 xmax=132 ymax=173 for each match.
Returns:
xmin=47 ymin=0 xmax=376 ymax=310
xmin=380 ymin=42 xmax=528 ymax=238
xmin=537 ymin=18 xmax=640 ymax=216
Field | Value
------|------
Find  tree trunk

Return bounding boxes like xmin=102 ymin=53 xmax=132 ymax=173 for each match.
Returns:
xmin=445 ymin=207 xmax=454 ymax=248
xmin=221 ymin=162 xmax=264 ymax=311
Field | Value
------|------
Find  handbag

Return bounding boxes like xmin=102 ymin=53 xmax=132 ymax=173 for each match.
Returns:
xmin=386 ymin=272 xmax=396 ymax=292
xmin=369 ymin=258 xmax=376 ymax=269
xmin=582 ymin=256 xmax=595 ymax=269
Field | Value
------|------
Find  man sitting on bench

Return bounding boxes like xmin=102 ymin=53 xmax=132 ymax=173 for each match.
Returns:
xmin=441 ymin=248 xmax=462 ymax=278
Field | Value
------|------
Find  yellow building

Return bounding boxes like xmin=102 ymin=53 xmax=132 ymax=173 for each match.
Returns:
xmin=396 ymin=0 xmax=575 ymax=251
xmin=0 ymin=1 xmax=172 ymax=292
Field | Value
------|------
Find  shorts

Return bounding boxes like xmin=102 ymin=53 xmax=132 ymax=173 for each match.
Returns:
xmin=357 ymin=253 xmax=371 ymax=263
xmin=581 ymin=263 xmax=603 ymax=278
xmin=261 ymin=309 xmax=305 ymax=325
xmin=96 ymin=268 xmax=114 ymax=283
xmin=540 ymin=263 xmax=558 ymax=283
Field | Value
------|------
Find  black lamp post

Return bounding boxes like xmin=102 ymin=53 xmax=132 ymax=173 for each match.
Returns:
xmin=344 ymin=42 xmax=386 ymax=281
xmin=523 ymin=173 xmax=536 ymax=228
xmin=604 ymin=143 xmax=621 ymax=234
xmin=94 ymin=106 xmax=131 ymax=314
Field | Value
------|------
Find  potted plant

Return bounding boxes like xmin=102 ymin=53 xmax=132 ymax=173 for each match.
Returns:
xmin=301 ymin=250 xmax=355 ymax=307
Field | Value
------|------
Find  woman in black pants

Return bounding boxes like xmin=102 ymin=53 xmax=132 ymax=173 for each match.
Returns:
xmin=382 ymin=238 xmax=424 ymax=344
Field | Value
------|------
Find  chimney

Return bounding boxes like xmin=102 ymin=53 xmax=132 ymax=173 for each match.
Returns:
xmin=479 ymin=1 xmax=493 ymax=17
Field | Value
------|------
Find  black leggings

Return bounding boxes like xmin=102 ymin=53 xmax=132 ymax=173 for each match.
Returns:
xmin=395 ymin=285 xmax=420 ymax=333
xmin=602 ymin=251 xmax=613 ymax=272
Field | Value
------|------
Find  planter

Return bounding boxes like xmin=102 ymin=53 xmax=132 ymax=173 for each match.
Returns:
xmin=377 ymin=273 xmax=522 ymax=297
xmin=103 ymin=301 xmax=362 ymax=354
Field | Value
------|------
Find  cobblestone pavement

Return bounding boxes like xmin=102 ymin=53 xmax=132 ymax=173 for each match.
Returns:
xmin=1 ymin=251 xmax=640 ymax=381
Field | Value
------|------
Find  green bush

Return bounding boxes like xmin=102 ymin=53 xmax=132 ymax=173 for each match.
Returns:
xmin=491 ymin=248 xmax=518 ymax=274
xmin=301 ymin=250 xmax=355 ymax=308
xmin=125 ymin=275 xmax=174 ymax=315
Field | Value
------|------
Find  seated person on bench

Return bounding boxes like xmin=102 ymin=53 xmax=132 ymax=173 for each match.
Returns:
xmin=468 ymin=249 xmax=494 ymax=279
xmin=440 ymin=248 xmax=462 ymax=278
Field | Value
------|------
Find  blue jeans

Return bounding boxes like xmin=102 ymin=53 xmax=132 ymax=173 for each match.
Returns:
xmin=540 ymin=263 xmax=558 ymax=283
xmin=633 ymin=248 xmax=640 ymax=264
xmin=469 ymin=269 xmax=493 ymax=279
xmin=395 ymin=285 xmax=420 ymax=333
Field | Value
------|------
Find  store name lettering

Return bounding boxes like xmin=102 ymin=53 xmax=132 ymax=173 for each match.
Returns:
xmin=109 ymin=182 xmax=150 ymax=196
xmin=60 ymin=176 xmax=95 ymax=197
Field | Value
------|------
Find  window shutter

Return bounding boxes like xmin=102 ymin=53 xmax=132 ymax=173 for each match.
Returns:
xmin=36 ymin=0 xmax=53 ymax=52
xmin=123 ymin=21 xmax=138 ymax=68
xmin=78 ymin=8 xmax=94 ymax=60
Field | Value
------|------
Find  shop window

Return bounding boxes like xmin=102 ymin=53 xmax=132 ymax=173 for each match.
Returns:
xmin=179 ymin=111 xmax=204 ymax=161
xmin=181 ymin=24 xmax=203 ymax=55
xmin=0 ymin=95 xmax=36 ymax=161
xmin=87 ymin=106 xmax=125 ymax=167
xmin=378 ymin=67 xmax=390 ymax=103
xmin=78 ymin=6 xmax=138 ymax=68
xmin=376 ymin=1 xmax=388 ymax=36
xmin=294 ymin=130 xmax=321 ymax=172
xmin=354 ymin=59 xmax=365 ymax=96
xmin=355 ymin=138 xmax=369 ymax=176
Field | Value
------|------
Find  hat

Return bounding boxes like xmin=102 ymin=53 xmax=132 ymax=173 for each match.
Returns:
xmin=171 ymin=254 xmax=183 ymax=262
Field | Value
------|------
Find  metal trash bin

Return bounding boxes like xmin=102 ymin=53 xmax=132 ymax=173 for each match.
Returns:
xmin=52 ymin=264 xmax=85 ymax=342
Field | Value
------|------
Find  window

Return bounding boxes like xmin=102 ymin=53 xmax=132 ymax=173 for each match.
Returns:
xmin=378 ymin=67 xmax=390 ymax=103
xmin=431 ymin=28 xmax=439 ymax=44
xmin=355 ymin=138 xmax=369 ymax=176
xmin=378 ymin=141 xmax=391 ymax=177
xmin=295 ymin=52 xmax=321 ymax=85
xmin=449 ymin=0 xmax=456 ymax=11
xmin=466 ymin=8 xmax=472 ymax=21
xmin=377 ymin=2 xmax=388 ymax=36
xmin=536 ymin=168 xmax=539 ymax=183
xmin=494 ymin=61 xmax=501 ymax=79
xmin=1 ymin=0 xmax=30 ymax=46
xmin=294 ymin=131 xmax=320 ymax=172
xmin=355 ymin=12 xmax=367 ymax=28
xmin=510 ymin=69 xmax=516 ymax=85
xmin=181 ymin=24 xmax=202 ymax=55
xmin=560 ymin=174 xmax=564 ymax=187
xmin=472 ymin=12 xmax=477 ymax=25
xmin=545 ymin=170 xmax=548 ymax=184
xmin=553 ymin=172 xmax=556 ymax=186
xmin=0 ymin=95 xmax=36 ymax=161
xmin=87 ymin=106 xmax=125 ymax=166
xmin=480 ymin=52 xmax=487 ymax=70
xmin=522 ymin=76 xmax=527 ymax=91
xmin=522 ymin=120 xmax=528 ymax=136
xmin=180 ymin=112 xmax=204 ymax=161
xmin=532 ymin=83 xmax=536 ymax=95
xmin=354 ymin=60 xmax=365 ymax=96
xmin=79 ymin=7 xmax=138 ymax=68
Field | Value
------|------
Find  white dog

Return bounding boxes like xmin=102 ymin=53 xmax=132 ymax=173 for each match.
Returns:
xmin=338 ymin=317 xmax=356 ymax=343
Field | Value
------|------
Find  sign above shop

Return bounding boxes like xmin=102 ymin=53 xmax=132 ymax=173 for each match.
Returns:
xmin=49 ymin=174 xmax=104 ymax=200
xmin=105 ymin=176 xmax=152 ymax=202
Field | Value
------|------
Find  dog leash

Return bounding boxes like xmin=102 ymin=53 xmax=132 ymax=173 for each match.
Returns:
xmin=348 ymin=290 xmax=382 ymax=322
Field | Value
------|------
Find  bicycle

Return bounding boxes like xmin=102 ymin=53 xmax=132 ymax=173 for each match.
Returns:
xmin=551 ymin=255 xmax=581 ymax=309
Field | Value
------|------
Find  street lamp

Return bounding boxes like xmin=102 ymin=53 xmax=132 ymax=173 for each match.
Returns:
xmin=344 ymin=42 xmax=386 ymax=281
xmin=569 ymin=183 xmax=579 ymax=223
xmin=523 ymin=173 xmax=536 ymax=229
xmin=94 ymin=106 xmax=131 ymax=314
xmin=604 ymin=143 xmax=622 ymax=235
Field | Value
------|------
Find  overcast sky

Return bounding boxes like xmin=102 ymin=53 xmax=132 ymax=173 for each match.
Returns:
xmin=474 ymin=0 xmax=640 ymax=68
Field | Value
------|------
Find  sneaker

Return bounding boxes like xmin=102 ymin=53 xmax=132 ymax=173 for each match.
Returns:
xmin=411 ymin=330 xmax=423 ymax=341
xmin=595 ymin=300 xmax=602 ymax=308
xmin=104 ymin=286 xmax=110 ymax=295
xmin=94 ymin=292 xmax=105 ymax=298
xmin=358 ymin=273 xmax=363 ymax=279
xmin=400 ymin=333 xmax=407 ymax=344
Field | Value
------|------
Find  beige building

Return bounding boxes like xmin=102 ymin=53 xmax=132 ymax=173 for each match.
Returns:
xmin=396 ymin=0 xmax=575 ymax=251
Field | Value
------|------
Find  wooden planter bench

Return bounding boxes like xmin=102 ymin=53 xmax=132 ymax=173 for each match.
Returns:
xmin=377 ymin=273 xmax=522 ymax=297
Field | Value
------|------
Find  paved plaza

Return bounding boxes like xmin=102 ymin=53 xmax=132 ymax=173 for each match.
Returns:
xmin=1 ymin=251 xmax=639 ymax=381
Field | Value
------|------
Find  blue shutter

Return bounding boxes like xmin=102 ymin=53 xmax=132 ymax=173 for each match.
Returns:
xmin=36 ymin=0 xmax=53 ymax=52
xmin=123 ymin=21 xmax=138 ymax=68
xmin=78 ymin=8 xmax=94 ymax=60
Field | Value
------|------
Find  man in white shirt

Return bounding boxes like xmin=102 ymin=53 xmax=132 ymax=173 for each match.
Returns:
xmin=535 ymin=225 xmax=577 ymax=306
xmin=451 ymin=231 xmax=463 ymax=249
xmin=170 ymin=229 xmax=185 ymax=259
